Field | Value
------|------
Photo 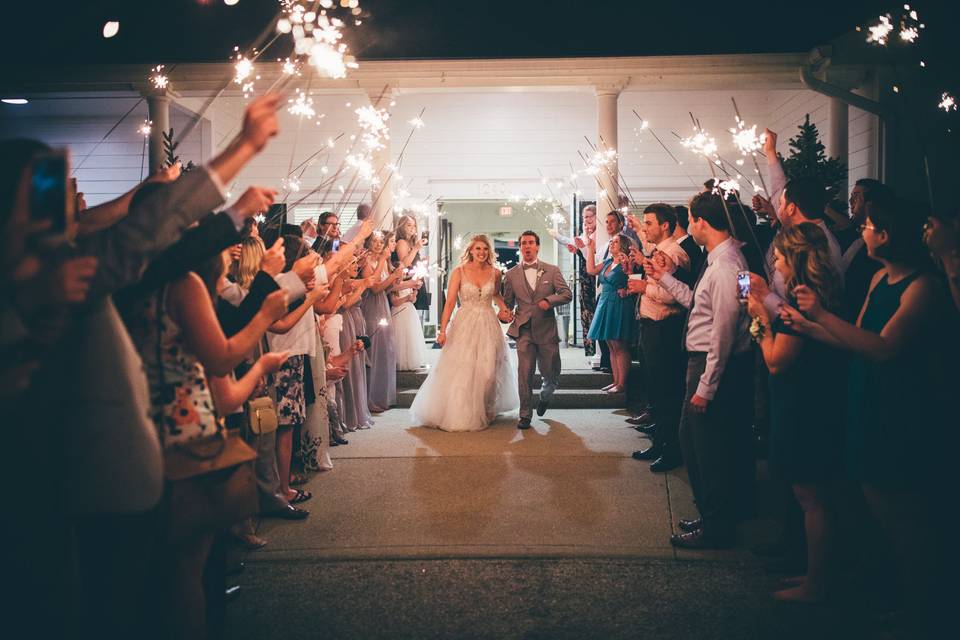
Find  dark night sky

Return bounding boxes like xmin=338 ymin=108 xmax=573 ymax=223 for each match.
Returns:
xmin=1 ymin=0 xmax=957 ymax=66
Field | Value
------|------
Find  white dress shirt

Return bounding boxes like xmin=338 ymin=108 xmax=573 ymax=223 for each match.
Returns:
xmin=659 ymin=238 xmax=751 ymax=400
xmin=521 ymin=260 xmax=539 ymax=291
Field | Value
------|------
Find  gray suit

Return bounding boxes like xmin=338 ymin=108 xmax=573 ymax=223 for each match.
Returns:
xmin=502 ymin=261 xmax=572 ymax=419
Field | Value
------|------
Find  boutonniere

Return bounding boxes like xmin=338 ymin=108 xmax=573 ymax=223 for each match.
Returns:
xmin=536 ymin=269 xmax=545 ymax=280
xmin=749 ymin=316 xmax=766 ymax=342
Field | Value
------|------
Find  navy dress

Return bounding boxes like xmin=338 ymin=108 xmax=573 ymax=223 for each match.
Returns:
xmin=587 ymin=258 xmax=636 ymax=342
xmin=767 ymin=317 xmax=845 ymax=482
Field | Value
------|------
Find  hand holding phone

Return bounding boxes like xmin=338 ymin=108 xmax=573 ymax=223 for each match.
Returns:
xmin=737 ymin=270 xmax=751 ymax=301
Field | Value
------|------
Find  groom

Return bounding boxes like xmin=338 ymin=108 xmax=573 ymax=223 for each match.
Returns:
xmin=500 ymin=231 xmax=573 ymax=429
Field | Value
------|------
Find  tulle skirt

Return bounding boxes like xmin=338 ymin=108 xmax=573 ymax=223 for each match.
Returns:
xmin=410 ymin=304 xmax=519 ymax=432
xmin=392 ymin=301 xmax=429 ymax=371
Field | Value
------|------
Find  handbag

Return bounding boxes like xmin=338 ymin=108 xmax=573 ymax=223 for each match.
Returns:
xmin=154 ymin=289 xmax=260 ymax=542
xmin=244 ymin=338 xmax=279 ymax=435
xmin=163 ymin=430 xmax=259 ymax=542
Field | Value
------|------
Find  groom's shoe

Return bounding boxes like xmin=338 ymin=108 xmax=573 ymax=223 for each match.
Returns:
xmin=536 ymin=398 xmax=549 ymax=417
xmin=517 ymin=417 xmax=532 ymax=430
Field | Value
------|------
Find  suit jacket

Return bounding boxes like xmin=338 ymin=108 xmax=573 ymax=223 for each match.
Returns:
xmin=501 ymin=261 xmax=572 ymax=343
xmin=61 ymin=168 xmax=226 ymax=513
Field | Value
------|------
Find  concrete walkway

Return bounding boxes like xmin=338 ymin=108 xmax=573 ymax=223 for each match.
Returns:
xmin=226 ymin=398 xmax=898 ymax=639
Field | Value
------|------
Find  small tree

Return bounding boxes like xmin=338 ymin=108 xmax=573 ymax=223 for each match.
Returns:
xmin=778 ymin=114 xmax=848 ymax=210
xmin=162 ymin=128 xmax=196 ymax=171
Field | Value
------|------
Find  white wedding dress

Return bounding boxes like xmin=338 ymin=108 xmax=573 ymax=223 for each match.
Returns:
xmin=410 ymin=276 xmax=519 ymax=431
xmin=392 ymin=291 xmax=429 ymax=371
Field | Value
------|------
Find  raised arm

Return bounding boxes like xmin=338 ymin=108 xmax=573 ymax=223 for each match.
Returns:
xmin=583 ymin=236 xmax=602 ymax=275
xmin=793 ymin=274 xmax=937 ymax=363
xmin=207 ymin=351 xmax=289 ymax=415
xmin=168 ymin=273 xmax=287 ymax=376
xmin=395 ymin=237 xmax=424 ymax=268
xmin=437 ymin=267 xmax=462 ymax=346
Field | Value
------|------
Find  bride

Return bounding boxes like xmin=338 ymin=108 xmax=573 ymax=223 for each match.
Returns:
xmin=410 ymin=234 xmax=519 ymax=431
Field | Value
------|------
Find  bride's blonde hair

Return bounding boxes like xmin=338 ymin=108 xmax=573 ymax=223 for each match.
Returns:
xmin=459 ymin=234 xmax=496 ymax=267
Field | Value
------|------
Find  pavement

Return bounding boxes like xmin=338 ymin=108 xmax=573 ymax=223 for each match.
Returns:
xmin=223 ymin=351 xmax=893 ymax=639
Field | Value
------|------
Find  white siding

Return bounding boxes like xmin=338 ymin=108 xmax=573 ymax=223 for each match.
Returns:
xmin=0 ymin=96 xmax=209 ymax=206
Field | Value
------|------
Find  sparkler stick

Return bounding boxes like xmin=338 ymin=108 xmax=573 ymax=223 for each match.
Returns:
xmin=632 ymin=110 xmax=699 ymax=188
xmin=72 ymin=98 xmax=145 ymax=175
xmin=176 ymin=13 xmax=284 ymax=147
xmin=730 ymin=97 xmax=769 ymax=196
xmin=594 ymin=134 xmax=640 ymax=211
xmin=370 ymin=107 xmax=428 ymax=229
xmin=576 ymin=149 xmax=619 ymax=213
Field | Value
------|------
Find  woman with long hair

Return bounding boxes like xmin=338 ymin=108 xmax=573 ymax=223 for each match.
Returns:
xmin=747 ymin=222 xmax=845 ymax=603
xmin=584 ymin=232 xmax=637 ymax=394
xmin=361 ymin=231 xmax=403 ymax=412
xmin=391 ymin=215 xmax=429 ymax=370
xmin=409 ymin=234 xmax=519 ymax=431
xmin=782 ymin=199 xmax=952 ymax=633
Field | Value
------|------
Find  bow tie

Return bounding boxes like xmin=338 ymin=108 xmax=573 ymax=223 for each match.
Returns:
xmin=522 ymin=264 xmax=538 ymax=271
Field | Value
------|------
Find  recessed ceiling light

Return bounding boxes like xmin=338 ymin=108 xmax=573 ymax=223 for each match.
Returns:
xmin=2 ymin=98 xmax=28 ymax=105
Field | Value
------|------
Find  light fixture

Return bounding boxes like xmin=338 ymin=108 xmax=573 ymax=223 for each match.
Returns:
xmin=2 ymin=98 xmax=28 ymax=105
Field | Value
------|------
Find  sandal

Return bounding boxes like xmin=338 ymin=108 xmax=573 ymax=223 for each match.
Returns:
xmin=238 ymin=534 xmax=268 ymax=551
xmin=290 ymin=473 xmax=308 ymax=487
xmin=289 ymin=489 xmax=313 ymax=504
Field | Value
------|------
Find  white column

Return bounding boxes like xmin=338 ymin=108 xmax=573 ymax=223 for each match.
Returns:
xmin=145 ymin=92 xmax=170 ymax=174
xmin=595 ymin=83 xmax=622 ymax=251
xmin=365 ymin=86 xmax=398 ymax=229
xmin=828 ymin=97 xmax=849 ymax=199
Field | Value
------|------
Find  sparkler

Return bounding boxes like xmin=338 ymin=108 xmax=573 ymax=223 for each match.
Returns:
xmin=138 ymin=119 xmax=153 ymax=137
xmin=866 ymin=14 xmax=894 ymax=45
xmin=939 ymin=92 xmax=957 ymax=112
xmin=287 ymin=89 xmax=318 ymax=118
xmin=729 ymin=97 xmax=769 ymax=195
xmin=150 ymin=65 xmax=169 ymax=91
xmin=865 ymin=6 xmax=925 ymax=46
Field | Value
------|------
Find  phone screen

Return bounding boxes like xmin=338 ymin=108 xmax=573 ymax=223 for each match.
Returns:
xmin=30 ymin=151 xmax=69 ymax=234
xmin=421 ymin=230 xmax=430 ymax=246
xmin=737 ymin=270 xmax=751 ymax=300
xmin=331 ymin=239 xmax=341 ymax=252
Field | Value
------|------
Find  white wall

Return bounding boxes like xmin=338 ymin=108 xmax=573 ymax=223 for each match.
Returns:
xmin=0 ymin=96 xmax=208 ymax=206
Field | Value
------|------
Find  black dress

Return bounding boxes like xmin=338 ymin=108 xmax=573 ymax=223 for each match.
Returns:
xmin=767 ymin=317 xmax=846 ymax=482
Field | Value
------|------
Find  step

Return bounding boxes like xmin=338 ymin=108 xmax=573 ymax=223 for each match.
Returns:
xmin=397 ymin=370 xmax=613 ymax=389
xmin=395 ymin=387 xmax=625 ymax=410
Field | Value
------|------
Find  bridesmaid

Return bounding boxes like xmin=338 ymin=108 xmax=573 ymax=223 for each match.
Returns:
xmin=360 ymin=231 xmax=403 ymax=413
xmin=339 ymin=255 xmax=376 ymax=430
xmin=584 ymin=233 xmax=637 ymax=394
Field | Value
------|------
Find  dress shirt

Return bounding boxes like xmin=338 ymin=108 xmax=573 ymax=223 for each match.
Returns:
xmin=639 ymin=237 xmax=690 ymax=321
xmin=763 ymin=219 xmax=842 ymax=317
xmin=341 ymin=220 xmax=365 ymax=243
xmin=522 ymin=260 xmax=539 ymax=291
xmin=659 ymin=238 xmax=751 ymax=400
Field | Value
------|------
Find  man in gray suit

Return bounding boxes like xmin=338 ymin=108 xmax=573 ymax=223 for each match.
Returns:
xmin=500 ymin=230 xmax=573 ymax=429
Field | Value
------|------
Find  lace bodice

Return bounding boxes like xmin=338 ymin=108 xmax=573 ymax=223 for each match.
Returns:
xmin=459 ymin=277 xmax=496 ymax=309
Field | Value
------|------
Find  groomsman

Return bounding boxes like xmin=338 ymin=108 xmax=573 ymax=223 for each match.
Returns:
xmin=672 ymin=204 xmax=705 ymax=288
xmin=645 ymin=192 xmax=753 ymax=549
xmin=626 ymin=204 xmax=690 ymax=472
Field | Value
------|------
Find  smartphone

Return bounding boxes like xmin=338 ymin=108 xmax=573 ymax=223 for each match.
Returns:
xmin=421 ymin=230 xmax=430 ymax=246
xmin=331 ymin=239 xmax=341 ymax=252
xmin=30 ymin=150 xmax=70 ymax=235
xmin=737 ymin=270 xmax=751 ymax=300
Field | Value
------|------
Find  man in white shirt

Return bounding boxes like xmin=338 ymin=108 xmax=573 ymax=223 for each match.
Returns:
xmin=626 ymin=204 xmax=690 ymax=473
xmin=341 ymin=202 xmax=371 ymax=243
xmin=646 ymin=191 xmax=754 ymax=549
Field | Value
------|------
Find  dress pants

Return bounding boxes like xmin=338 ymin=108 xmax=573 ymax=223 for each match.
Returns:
xmin=516 ymin=328 xmax=561 ymax=419
xmin=679 ymin=350 xmax=755 ymax=536
xmin=640 ymin=315 xmax=684 ymax=457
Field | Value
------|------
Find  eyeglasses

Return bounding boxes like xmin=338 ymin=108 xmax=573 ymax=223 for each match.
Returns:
xmin=321 ymin=221 xmax=340 ymax=227
xmin=858 ymin=223 xmax=877 ymax=233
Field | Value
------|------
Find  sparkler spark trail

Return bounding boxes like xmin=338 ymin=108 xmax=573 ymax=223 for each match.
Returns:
xmin=150 ymin=65 xmax=169 ymax=90
xmin=939 ymin=92 xmax=957 ymax=112
xmin=866 ymin=14 xmax=894 ymax=45
xmin=138 ymin=119 xmax=153 ymax=137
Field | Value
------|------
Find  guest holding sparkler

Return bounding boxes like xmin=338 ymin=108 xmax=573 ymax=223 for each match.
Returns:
xmin=362 ymin=231 xmax=403 ymax=412
xmin=392 ymin=214 xmax=429 ymax=370
xmin=585 ymin=232 xmax=637 ymax=395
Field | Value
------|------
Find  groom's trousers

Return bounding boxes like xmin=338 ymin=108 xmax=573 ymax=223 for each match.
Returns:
xmin=516 ymin=328 xmax=561 ymax=419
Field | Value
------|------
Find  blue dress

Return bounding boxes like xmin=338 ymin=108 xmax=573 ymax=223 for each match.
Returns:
xmin=587 ymin=258 xmax=636 ymax=342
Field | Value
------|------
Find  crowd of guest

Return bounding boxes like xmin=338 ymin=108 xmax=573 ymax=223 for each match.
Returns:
xmin=1 ymin=94 xmax=432 ymax=640
xmin=566 ymin=126 xmax=957 ymax=635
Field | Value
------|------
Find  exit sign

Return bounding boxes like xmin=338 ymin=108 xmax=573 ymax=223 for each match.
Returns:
xmin=499 ymin=206 xmax=513 ymax=217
